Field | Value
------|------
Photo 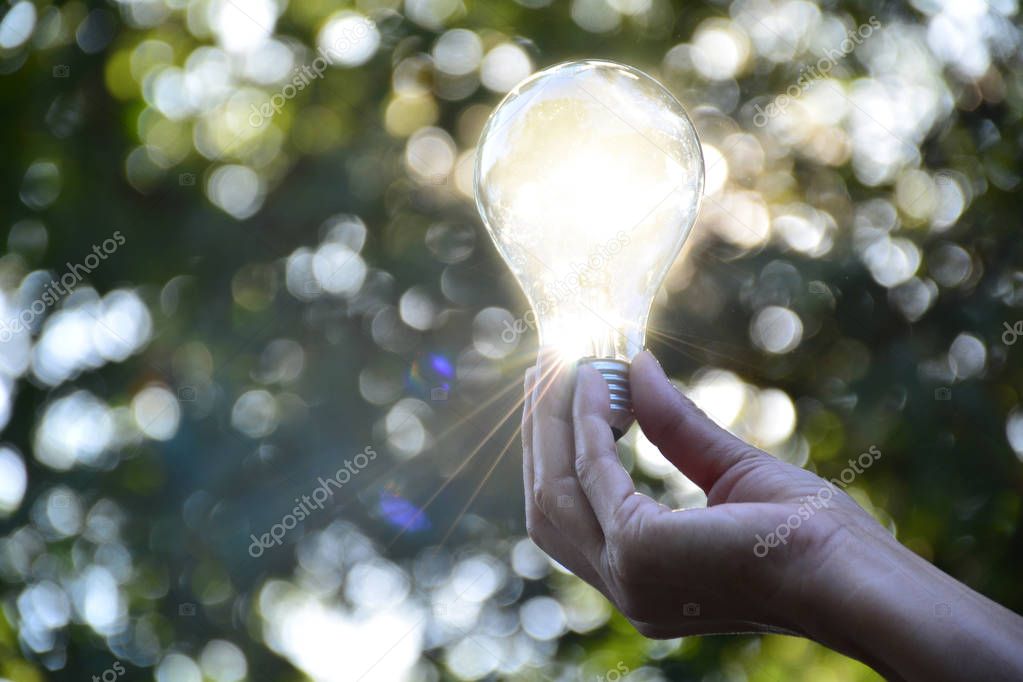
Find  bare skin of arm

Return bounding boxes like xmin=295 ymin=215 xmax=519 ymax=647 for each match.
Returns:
xmin=522 ymin=349 xmax=1023 ymax=681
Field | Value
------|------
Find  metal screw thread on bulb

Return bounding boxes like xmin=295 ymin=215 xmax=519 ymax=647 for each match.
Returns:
xmin=580 ymin=358 xmax=634 ymax=441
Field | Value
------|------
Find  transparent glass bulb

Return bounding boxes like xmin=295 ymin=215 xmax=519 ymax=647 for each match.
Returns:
xmin=474 ymin=60 xmax=704 ymax=436
xmin=475 ymin=60 xmax=703 ymax=361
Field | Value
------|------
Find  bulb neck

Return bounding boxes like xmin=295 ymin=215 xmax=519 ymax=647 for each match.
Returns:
xmin=580 ymin=357 xmax=634 ymax=440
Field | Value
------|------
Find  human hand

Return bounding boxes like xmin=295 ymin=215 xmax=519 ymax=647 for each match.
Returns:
xmin=523 ymin=349 xmax=1023 ymax=679
xmin=523 ymin=349 xmax=885 ymax=637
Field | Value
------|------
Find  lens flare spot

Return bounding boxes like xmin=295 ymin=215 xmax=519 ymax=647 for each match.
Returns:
xmin=377 ymin=490 xmax=430 ymax=532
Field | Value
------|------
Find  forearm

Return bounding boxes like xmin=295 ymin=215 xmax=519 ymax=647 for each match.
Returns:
xmin=803 ymin=527 xmax=1023 ymax=680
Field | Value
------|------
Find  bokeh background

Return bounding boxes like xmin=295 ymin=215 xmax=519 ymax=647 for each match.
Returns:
xmin=2 ymin=0 xmax=1022 ymax=680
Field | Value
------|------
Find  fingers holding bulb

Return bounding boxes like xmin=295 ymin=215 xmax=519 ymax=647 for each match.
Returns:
xmin=572 ymin=364 xmax=648 ymax=533
xmin=524 ymin=355 xmax=773 ymax=636
xmin=527 ymin=351 xmax=608 ymax=567
xmin=521 ymin=361 xmax=613 ymax=597
xmin=631 ymin=350 xmax=766 ymax=493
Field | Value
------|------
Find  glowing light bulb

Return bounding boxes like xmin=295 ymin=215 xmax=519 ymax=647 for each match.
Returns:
xmin=474 ymin=60 xmax=704 ymax=437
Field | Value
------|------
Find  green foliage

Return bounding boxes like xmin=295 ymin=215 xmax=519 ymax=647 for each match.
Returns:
xmin=1 ymin=0 xmax=1021 ymax=680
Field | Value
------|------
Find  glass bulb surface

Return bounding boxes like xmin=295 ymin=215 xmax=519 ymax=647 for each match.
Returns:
xmin=474 ymin=59 xmax=704 ymax=362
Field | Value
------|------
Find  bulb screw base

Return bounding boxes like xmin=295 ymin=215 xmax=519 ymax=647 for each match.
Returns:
xmin=580 ymin=358 xmax=634 ymax=441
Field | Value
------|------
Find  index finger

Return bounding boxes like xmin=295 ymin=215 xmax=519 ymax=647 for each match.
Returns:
xmin=631 ymin=350 xmax=765 ymax=491
xmin=572 ymin=363 xmax=646 ymax=531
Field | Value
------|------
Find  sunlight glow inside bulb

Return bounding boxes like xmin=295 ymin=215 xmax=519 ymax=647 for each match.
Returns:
xmin=474 ymin=60 xmax=704 ymax=362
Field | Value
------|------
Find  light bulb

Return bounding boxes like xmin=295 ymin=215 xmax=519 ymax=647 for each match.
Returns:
xmin=474 ymin=60 xmax=704 ymax=437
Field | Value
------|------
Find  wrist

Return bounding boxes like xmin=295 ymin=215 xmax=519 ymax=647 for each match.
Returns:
xmin=789 ymin=519 xmax=911 ymax=675
xmin=796 ymin=519 xmax=1023 ymax=681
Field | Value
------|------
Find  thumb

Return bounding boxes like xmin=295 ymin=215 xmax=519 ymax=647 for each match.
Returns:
xmin=630 ymin=350 xmax=763 ymax=491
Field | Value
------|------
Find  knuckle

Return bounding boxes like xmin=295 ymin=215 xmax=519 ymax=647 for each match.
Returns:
xmin=573 ymin=432 xmax=590 ymax=464
xmin=574 ymin=451 xmax=597 ymax=490
xmin=607 ymin=532 xmax=645 ymax=586
xmin=722 ymin=436 xmax=763 ymax=464
xmin=533 ymin=482 xmax=554 ymax=516
xmin=609 ymin=495 xmax=643 ymax=541
xmin=574 ymin=419 xmax=608 ymax=472
xmin=531 ymin=484 xmax=548 ymax=517
xmin=606 ymin=500 xmax=651 ymax=584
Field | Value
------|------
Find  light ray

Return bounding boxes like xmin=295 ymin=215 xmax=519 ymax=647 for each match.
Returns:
xmin=385 ymin=359 xmax=561 ymax=546
xmin=439 ymin=422 xmax=522 ymax=546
